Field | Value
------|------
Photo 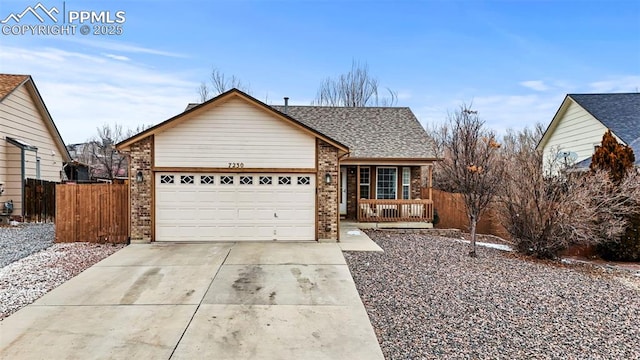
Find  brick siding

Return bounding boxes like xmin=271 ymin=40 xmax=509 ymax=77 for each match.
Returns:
xmin=129 ymin=136 xmax=153 ymax=242
xmin=411 ymin=166 xmax=424 ymax=199
xmin=317 ymin=140 xmax=339 ymax=241
xmin=346 ymin=166 xmax=357 ymax=219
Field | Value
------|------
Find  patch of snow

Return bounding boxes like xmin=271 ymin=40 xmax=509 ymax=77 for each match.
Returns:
xmin=347 ymin=230 xmax=362 ymax=236
xmin=454 ymin=239 xmax=513 ymax=252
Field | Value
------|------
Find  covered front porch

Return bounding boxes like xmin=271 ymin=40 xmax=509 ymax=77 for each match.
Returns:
xmin=338 ymin=162 xmax=434 ymax=223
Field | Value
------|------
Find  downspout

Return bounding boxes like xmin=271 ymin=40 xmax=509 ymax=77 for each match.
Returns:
xmin=20 ymin=147 xmax=25 ymax=219
xmin=6 ymin=138 xmax=39 ymax=219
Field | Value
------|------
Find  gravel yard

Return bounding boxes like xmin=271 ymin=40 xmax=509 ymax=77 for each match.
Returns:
xmin=0 ymin=223 xmax=55 ymax=267
xmin=345 ymin=231 xmax=640 ymax=359
xmin=0 ymin=224 xmax=125 ymax=320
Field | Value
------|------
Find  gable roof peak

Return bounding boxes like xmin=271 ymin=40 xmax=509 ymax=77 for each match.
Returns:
xmin=117 ymin=87 xmax=348 ymax=152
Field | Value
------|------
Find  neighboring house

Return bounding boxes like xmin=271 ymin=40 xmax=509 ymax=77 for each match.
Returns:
xmin=0 ymin=74 xmax=71 ymax=216
xmin=67 ymin=142 xmax=126 ymax=181
xmin=537 ymin=93 xmax=640 ymax=173
xmin=117 ymin=89 xmax=436 ymax=243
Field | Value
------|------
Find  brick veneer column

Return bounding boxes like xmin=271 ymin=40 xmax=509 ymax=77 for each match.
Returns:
xmin=129 ymin=136 xmax=153 ymax=243
xmin=317 ymin=140 xmax=339 ymax=241
xmin=346 ymin=167 xmax=357 ymax=219
xmin=411 ymin=166 xmax=424 ymax=199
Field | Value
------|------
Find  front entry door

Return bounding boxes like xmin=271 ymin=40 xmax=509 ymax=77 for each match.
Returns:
xmin=339 ymin=168 xmax=347 ymax=215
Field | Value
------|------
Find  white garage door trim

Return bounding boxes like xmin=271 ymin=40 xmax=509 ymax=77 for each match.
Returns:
xmin=155 ymin=173 xmax=316 ymax=242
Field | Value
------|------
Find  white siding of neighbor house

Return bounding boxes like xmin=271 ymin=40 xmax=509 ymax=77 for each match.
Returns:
xmin=542 ymin=100 xmax=623 ymax=173
xmin=0 ymin=85 xmax=66 ymax=216
xmin=154 ymin=97 xmax=316 ymax=168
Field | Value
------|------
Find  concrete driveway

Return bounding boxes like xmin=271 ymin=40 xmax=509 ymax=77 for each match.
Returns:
xmin=0 ymin=242 xmax=384 ymax=359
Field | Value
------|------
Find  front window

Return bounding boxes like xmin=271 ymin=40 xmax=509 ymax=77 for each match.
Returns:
xmin=402 ymin=167 xmax=410 ymax=199
xmin=360 ymin=167 xmax=370 ymax=199
xmin=376 ymin=167 xmax=397 ymax=199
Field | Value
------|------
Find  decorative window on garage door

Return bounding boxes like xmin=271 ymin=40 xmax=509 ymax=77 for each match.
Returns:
xmin=160 ymin=175 xmax=174 ymax=184
xmin=240 ymin=176 xmax=254 ymax=185
xmin=297 ymin=176 xmax=310 ymax=185
xmin=278 ymin=176 xmax=291 ymax=185
xmin=180 ymin=175 xmax=194 ymax=184
xmin=220 ymin=175 xmax=234 ymax=185
xmin=259 ymin=176 xmax=272 ymax=185
xmin=200 ymin=175 xmax=215 ymax=184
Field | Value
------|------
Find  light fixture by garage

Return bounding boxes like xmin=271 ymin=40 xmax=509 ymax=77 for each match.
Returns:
xmin=324 ymin=172 xmax=332 ymax=184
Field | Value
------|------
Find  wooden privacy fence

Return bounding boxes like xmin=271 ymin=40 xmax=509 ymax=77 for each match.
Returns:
xmin=56 ymin=183 xmax=129 ymax=243
xmin=429 ymin=189 xmax=509 ymax=239
xmin=23 ymin=178 xmax=57 ymax=222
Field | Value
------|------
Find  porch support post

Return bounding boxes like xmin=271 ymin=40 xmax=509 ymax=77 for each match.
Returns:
xmin=428 ymin=165 xmax=433 ymax=201
xmin=356 ymin=165 xmax=360 ymax=221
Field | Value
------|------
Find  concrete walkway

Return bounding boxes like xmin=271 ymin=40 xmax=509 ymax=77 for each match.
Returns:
xmin=338 ymin=221 xmax=383 ymax=252
xmin=0 ymin=242 xmax=384 ymax=359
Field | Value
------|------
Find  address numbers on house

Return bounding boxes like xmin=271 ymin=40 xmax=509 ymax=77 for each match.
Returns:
xmin=228 ymin=162 xmax=245 ymax=168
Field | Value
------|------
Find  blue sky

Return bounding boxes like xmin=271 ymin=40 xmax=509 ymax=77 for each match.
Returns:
xmin=1 ymin=0 xmax=639 ymax=143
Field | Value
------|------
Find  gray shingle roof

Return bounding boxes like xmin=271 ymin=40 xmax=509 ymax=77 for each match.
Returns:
xmin=569 ymin=93 xmax=640 ymax=145
xmin=272 ymin=106 xmax=435 ymax=159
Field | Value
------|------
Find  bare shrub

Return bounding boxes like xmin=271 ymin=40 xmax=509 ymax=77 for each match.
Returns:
xmin=500 ymin=130 xmax=640 ymax=259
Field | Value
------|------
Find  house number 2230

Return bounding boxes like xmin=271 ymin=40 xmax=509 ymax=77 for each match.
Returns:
xmin=228 ymin=162 xmax=244 ymax=168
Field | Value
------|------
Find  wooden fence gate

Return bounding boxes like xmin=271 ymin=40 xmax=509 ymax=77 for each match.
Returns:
xmin=55 ymin=183 xmax=129 ymax=243
xmin=23 ymin=178 xmax=57 ymax=222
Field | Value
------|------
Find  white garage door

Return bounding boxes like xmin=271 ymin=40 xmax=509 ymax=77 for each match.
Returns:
xmin=155 ymin=173 xmax=316 ymax=241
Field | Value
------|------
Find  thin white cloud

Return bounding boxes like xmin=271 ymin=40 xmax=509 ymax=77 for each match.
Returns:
xmin=59 ymin=37 xmax=188 ymax=58
xmin=520 ymin=80 xmax=549 ymax=92
xmin=0 ymin=46 xmax=198 ymax=144
xmin=103 ymin=53 xmax=130 ymax=61
xmin=588 ymin=75 xmax=640 ymax=93
xmin=414 ymin=74 xmax=639 ymax=136
xmin=413 ymin=92 xmax=564 ymax=136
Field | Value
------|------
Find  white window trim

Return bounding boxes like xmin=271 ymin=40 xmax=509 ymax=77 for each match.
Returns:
xmin=402 ymin=167 xmax=410 ymax=200
xmin=375 ymin=166 xmax=397 ymax=200
xmin=360 ymin=167 xmax=370 ymax=199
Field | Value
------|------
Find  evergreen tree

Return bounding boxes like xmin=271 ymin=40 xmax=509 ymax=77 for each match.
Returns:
xmin=590 ymin=130 xmax=635 ymax=183
xmin=591 ymin=130 xmax=639 ymax=261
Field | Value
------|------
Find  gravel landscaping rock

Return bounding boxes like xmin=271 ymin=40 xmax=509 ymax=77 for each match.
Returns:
xmin=0 ymin=242 xmax=125 ymax=320
xmin=0 ymin=223 xmax=55 ymax=267
xmin=345 ymin=230 xmax=640 ymax=359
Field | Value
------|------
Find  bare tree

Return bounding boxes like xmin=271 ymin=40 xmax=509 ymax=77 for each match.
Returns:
xmin=83 ymin=123 xmax=152 ymax=181
xmin=431 ymin=105 xmax=504 ymax=256
xmin=312 ymin=61 xmax=397 ymax=107
xmin=197 ymin=82 xmax=210 ymax=103
xmin=198 ymin=68 xmax=251 ymax=102
xmin=125 ymin=124 xmax=153 ymax=138
xmin=83 ymin=124 xmax=127 ymax=181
